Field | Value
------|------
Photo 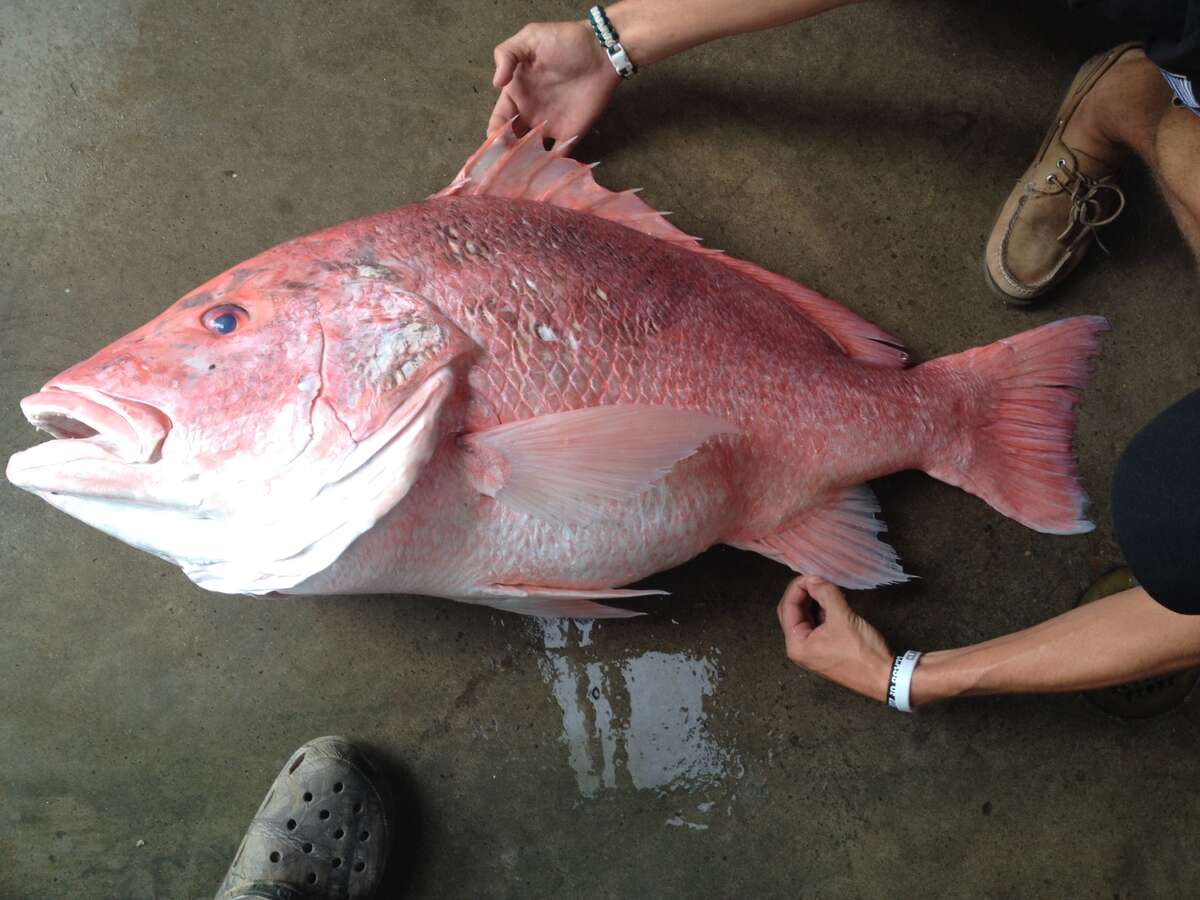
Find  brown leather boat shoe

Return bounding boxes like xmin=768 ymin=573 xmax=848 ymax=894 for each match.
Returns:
xmin=214 ymin=736 xmax=393 ymax=900
xmin=984 ymin=43 xmax=1140 ymax=302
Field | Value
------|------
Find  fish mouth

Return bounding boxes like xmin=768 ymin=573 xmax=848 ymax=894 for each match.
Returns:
xmin=7 ymin=387 xmax=173 ymax=499
xmin=18 ymin=386 xmax=170 ymax=464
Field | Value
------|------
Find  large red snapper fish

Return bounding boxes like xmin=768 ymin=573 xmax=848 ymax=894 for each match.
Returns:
xmin=6 ymin=126 xmax=1107 ymax=617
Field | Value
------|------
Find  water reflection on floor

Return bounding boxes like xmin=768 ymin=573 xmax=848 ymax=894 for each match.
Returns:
xmin=532 ymin=619 xmax=742 ymax=800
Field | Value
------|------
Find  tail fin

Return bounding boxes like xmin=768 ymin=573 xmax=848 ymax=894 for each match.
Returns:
xmin=927 ymin=316 xmax=1109 ymax=534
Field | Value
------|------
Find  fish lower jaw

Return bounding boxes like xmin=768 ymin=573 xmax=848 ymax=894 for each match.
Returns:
xmin=4 ymin=440 xmax=196 ymax=510
xmin=7 ymin=439 xmax=118 ymax=490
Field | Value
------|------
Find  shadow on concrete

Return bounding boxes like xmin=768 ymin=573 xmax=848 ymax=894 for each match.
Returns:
xmin=356 ymin=739 xmax=426 ymax=896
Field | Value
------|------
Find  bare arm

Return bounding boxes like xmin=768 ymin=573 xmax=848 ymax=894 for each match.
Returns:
xmin=778 ymin=576 xmax=1200 ymax=707
xmin=488 ymin=0 xmax=865 ymax=139
xmin=604 ymin=0 xmax=865 ymax=66
xmin=911 ymin=585 xmax=1200 ymax=703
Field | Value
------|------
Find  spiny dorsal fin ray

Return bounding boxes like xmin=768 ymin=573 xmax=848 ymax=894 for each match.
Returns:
xmin=437 ymin=121 xmax=702 ymax=250
xmin=436 ymin=121 xmax=909 ymax=368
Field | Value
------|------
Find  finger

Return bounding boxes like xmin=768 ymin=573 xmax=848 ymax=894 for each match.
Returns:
xmin=487 ymin=90 xmax=520 ymax=136
xmin=776 ymin=578 xmax=808 ymax=630
xmin=492 ymin=40 xmax=524 ymax=88
xmin=789 ymin=619 xmax=815 ymax=646
xmin=798 ymin=575 xmax=849 ymax=615
xmin=808 ymin=596 xmax=826 ymax=627
xmin=777 ymin=581 xmax=816 ymax=657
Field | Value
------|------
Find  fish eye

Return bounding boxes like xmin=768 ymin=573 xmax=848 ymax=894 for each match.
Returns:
xmin=201 ymin=304 xmax=248 ymax=336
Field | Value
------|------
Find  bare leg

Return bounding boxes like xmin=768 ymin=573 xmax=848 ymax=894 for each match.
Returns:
xmin=1151 ymin=106 xmax=1200 ymax=257
xmin=1065 ymin=48 xmax=1200 ymax=260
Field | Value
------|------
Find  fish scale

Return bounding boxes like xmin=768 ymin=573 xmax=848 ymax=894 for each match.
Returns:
xmin=420 ymin=197 xmax=823 ymax=426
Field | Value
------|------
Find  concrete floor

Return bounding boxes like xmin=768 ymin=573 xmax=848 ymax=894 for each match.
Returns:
xmin=3 ymin=1 xmax=1200 ymax=897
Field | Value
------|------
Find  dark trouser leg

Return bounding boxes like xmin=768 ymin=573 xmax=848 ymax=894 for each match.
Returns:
xmin=1112 ymin=390 xmax=1200 ymax=614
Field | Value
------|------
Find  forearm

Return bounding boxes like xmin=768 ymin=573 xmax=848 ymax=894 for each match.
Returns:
xmin=911 ymin=587 xmax=1200 ymax=706
xmin=606 ymin=0 xmax=866 ymax=66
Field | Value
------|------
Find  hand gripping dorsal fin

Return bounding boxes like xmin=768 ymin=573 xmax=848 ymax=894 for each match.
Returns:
xmin=436 ymin=122 xmax=908 ymax=368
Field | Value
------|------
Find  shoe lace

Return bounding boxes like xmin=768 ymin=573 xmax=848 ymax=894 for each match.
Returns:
xmin=1042 ymin=157 xmax=1126 ymax=253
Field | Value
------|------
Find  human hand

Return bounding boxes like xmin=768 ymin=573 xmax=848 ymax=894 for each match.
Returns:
xmin=777 ymin=575 xmax=894 ymax=702
xmin=489 ymin=21 xmax=621 ymax=142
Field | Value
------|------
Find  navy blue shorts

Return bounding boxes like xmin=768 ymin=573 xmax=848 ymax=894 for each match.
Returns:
xmin=1112 ymin=391 xmax=1200 ymax=614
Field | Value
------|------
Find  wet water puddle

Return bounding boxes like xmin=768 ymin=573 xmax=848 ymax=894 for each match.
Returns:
xmin=530 ymin=618 xmax=743 ymax=826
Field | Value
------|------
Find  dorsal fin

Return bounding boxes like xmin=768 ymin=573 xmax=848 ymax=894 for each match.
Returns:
xmin=715 ymin=257 xmax=909 ymax=367
xmin=436 ymin=122 xmax=909 ymax=368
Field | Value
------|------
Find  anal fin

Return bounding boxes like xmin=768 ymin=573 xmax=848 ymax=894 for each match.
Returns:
xmin=474 ymin=584 xmax=663 ymax=618
xmin=731 ymin=485 xmax=910 ymax=590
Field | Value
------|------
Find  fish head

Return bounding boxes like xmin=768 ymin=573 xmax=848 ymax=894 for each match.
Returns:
xmin=6 ymin=250 xmax=469 ymax=594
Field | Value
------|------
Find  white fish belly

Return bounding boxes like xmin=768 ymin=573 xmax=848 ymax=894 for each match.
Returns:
xmin=289 ymin=449 xmax=740 ymax=600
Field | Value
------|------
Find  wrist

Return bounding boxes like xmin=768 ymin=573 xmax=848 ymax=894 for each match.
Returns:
xmin=908 ymin=648 xmax=972 ymax=707
xmin=603 ymin=2 xmax=674 ymax=67
xmin=872 ymin=653 xmax=894 ymax=704
xmin=576 ymin=18 xmax=624 ymax=88
xmin=885 ymin=650 xmax=923 ymax=712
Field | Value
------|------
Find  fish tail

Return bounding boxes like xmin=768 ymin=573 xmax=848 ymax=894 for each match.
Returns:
xmin=925 ymin=315 xmax=1110 ymax=534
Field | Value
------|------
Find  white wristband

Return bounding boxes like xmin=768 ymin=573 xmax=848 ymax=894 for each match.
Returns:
xmin=887 ymin=650 xmax=922 ymax=713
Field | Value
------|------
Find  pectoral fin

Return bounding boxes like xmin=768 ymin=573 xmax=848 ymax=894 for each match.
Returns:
xmin=461 ymin=404 xmax=737 ymax=524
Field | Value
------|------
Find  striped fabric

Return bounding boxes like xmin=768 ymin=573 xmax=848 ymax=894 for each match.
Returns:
xmin=1161 ymin=68 xmax=1200 ymax=116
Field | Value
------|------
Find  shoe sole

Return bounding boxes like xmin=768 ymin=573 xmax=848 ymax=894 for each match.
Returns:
xmin=982 ymin=237 xmax=1089 ymax=305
